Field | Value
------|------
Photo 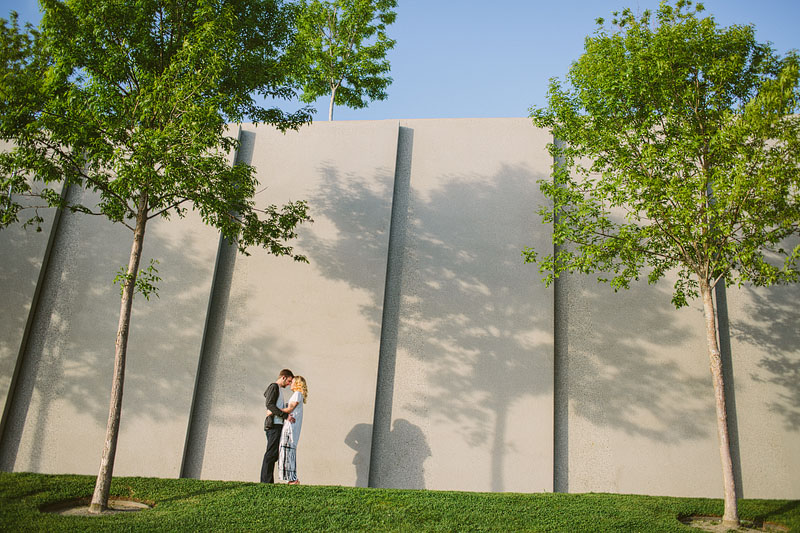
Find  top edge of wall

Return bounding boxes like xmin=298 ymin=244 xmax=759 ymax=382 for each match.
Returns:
xmin=235 ymin=117 xmax=536 ymax=128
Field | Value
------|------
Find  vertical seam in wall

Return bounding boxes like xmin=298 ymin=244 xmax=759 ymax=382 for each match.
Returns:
xmin=179 ymin=127 xmax=243 ymax=479
xmin=368 ymin=123 xmax=413 ymax=488
xmin=0 ymin=184 xmax=68 ymax=468
xmin=178 ymin=231 xmax=230 ymax=479
xmin=552 ymin=137 xmax=568 ymax=493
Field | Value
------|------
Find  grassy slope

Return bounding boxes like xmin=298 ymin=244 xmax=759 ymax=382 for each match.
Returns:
xmin=0 ymin=472 xmax=797 ymax=532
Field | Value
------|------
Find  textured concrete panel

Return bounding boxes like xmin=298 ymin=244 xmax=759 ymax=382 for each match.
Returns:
xmin=724 ymin=258 xmax=800 ymax=499
xmin=192 ymin=120 xmax=398 ymax=485
xmin=370 ymin=118 xmax=554 ymax=492
xmin=560 ymin=270 xmax=721 ymax=496
xmin=0 ymin=184 xmax=218 ymax=477
xmin=0 ymin=140 xmax=62 ymax=442
xmin=559 ymin=249 xmax=800 ymax=499
xmin=2 ymin=119 xmax=796 ymax=499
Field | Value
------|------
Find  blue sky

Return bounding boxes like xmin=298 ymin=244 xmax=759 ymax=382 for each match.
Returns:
xmin=3 ymin=0 xmax=799 ymax=121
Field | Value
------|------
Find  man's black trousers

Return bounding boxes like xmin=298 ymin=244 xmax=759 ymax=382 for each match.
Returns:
xmin=260 ymin=425 xmax=283 ymax=483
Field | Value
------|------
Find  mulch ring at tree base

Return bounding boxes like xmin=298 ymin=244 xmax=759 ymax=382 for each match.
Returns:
xmin=40 ymin=497 xmax=153 ymax=516
xmin=679 ymin=515 xmax=789 ymax=532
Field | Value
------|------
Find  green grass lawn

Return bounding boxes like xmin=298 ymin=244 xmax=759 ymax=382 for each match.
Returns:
xmin=0 ymin=472 xmax=797 ymax=532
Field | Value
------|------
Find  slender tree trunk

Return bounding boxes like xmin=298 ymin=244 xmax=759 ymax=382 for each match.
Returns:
xmin=329 ymin=86 xmax=337 ymax=121
xmin=700 ymin=279 xmax=739 ymax=527
xmin=89 ymin=191 xmax=149 ymax=513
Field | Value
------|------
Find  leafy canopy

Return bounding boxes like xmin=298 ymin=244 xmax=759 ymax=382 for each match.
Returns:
xmin=526 ymin=0 xmax=800 ymax=307
xmin=289 ymin=0 xmax=396 ymax=113
xmin=0 ymin=0 xmax=313 ymax=257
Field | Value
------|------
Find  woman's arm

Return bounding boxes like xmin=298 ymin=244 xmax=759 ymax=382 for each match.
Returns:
xmin=281 ymin=401 xmax=299 ymax=414
xmin=266 ymin=400 xmax=298 ymax=417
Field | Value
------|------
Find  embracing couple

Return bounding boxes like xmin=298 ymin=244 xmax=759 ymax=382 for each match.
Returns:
xmin=260 ymin=369 xmax=308 ymax=484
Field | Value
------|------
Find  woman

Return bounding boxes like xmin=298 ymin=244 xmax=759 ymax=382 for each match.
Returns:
xmin=270 ymin=375 xmax=307 ymax=484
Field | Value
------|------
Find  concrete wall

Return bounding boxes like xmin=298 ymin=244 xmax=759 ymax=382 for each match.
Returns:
xmin=723 ymin=280 xmax=800 ymax=499
xmin=367 ymin=119 xmax=554 ymax=492
xmin=0 ymin=181 xmax=219 ymax=477
xmin=181 ymin=120 xmax=400 ymax=485
xmin=0 ymin=140 xmax=63 ymax=447
xmin=556 ymin=270 xmax=800 ymax=499
xmin=0 ymin=119 xmax=797 ymax=499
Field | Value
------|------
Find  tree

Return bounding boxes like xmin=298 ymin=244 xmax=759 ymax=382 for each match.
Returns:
xmin=289 ymin=0 xmax=396 ymax=120
xmin=0 ymin=0 xmax=313 ymax=513
xmin=524 ymin=1 xmax=799 ymax=526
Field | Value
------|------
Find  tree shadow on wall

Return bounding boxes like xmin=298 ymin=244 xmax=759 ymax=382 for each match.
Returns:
xmin=0 ymin=199 xmax=56 ymax=390
xmin=304 ymin=164 xmax=549 ymax=490
xmin=729 ymin=282 xmax=800 ymax=431
xmin=561 ymin=277 xmax=714 ymax=443
xmin=387 ymin=164 xmax=553 ymax=492
xmin=1 ymin=183 xmax=220 ymax=474
xmin=180 ymin=237 xmax=304 ymax=481
xmin=0 ymin=180 xmax=64 ymax=456
xmin=552 ymin=256 xmax=719 ymax=493
xmin=298 ymin=164 xmax=395 ymax=341
xmin=301 ymin=161 xmax=708 ymax=491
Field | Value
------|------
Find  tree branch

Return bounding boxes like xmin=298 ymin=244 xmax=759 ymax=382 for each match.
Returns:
xmin=147 ymin=197 xmax=192 ymax=220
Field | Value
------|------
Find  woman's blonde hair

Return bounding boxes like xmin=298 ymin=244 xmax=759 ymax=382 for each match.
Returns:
xmin=292 ymin=375 xmax=308 ymax=404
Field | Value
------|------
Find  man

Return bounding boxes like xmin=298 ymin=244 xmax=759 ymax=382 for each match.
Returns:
xmin=261 ymin=369 xmax=295 ymax=483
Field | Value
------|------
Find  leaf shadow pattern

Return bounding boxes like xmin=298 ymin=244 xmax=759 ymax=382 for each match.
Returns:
xmin=561 ymin=275 xmax=714 ymax=444
xmin=0 ymin=188 xmax=57 ymax=401
xmin=389 ymin=164 xmax=553 ymax=492
xmin=304 ymin=160 xmax=547 ymax=491
xmin=180 ymin=264 xmax=300 ymax=482
xmin=298 ymin=164 xmax=395 ymax=341
xmin=729 ymin=283 xmax=800 ymax=432
xmin=0 ymin=178 xmax=64 ymax=455
xmin=302 ymin=145 xmax=724 ymax=490
xmin=0 ymin=182 xmax=220 ymax=476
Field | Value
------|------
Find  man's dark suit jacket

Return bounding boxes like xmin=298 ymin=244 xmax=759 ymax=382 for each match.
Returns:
xmin=264 ymin=382 xmax=289 ymax=430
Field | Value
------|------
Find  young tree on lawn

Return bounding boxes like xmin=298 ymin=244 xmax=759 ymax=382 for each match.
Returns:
xmin=0 ymin=0 xmax=313 ymax=513
xmin=524 ymin=1 xmax=799 ymax=526
xmin=289 ymin=0 xmax=396 ymax=120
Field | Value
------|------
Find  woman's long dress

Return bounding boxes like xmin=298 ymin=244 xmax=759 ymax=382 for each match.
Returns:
xmin=278 ymin=391 xmax=303 ymax=482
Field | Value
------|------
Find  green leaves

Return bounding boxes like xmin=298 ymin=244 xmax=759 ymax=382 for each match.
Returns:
xmin=288 ymin=0 xmax=397 ymax=119
xmin=1 ymin=0 xmax=313 ymax=260
xmin=2 ymin=2 xmax=318 ymax=511
xmin=527 ymin=0 xmax=800 ymax=308
xmin=114 ymin=258 xmax=162 ymax=300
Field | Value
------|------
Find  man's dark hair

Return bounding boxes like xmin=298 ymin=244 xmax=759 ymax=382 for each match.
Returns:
xmin=279 ymin=369 xmax=294 ymax=378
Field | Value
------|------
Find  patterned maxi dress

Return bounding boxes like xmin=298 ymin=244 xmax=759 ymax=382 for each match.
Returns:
xmin=278 ymin=390 xmax=303 ymax=482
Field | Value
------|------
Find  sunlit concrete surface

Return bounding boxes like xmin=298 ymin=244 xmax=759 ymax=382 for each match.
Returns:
xmin=0 ymin=120 xmax=797 ymax=499
xmin=0 ymin=184 xmax=219 ymax=478
xmin=0 ymin=140 xmax=62 ymax=448
xmin=182 ymin=120 xmax=399 ymax=485
xmin=368 ymin=119 xmax=554 ymax=492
